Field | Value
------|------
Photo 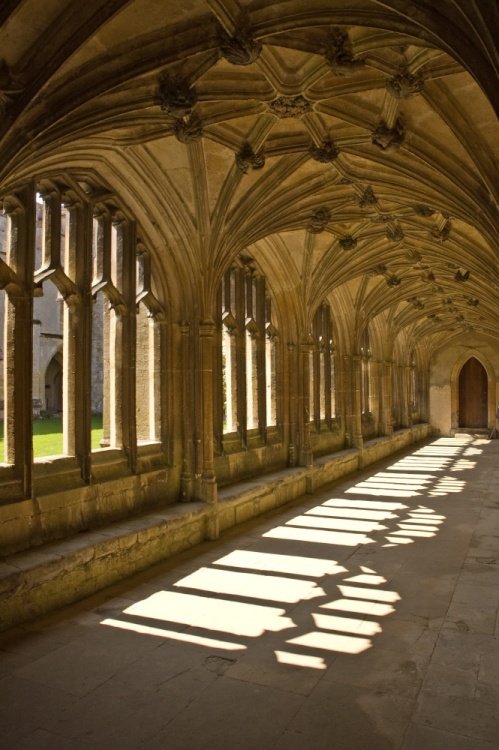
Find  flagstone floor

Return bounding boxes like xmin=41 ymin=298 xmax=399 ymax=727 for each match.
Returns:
xmin=1 ymin=434 xmax=499 ymax=749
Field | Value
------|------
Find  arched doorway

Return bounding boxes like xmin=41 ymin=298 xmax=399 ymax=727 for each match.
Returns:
xmin=458 ymin=357 xmax=487 ymax=427
xmin=45 ymin=353 xmax=63 ymax=415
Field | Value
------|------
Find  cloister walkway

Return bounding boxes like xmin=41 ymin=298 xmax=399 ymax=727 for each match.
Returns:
xmin=1 ymin=434 xmax=499 ymax=749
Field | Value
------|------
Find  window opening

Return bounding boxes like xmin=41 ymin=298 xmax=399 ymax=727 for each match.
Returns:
xmin=135 ymin=250 xmax=163 ymax=443
xmin=361 ymin=328 xmax=371 ymax=415
xmin=32 ymin=193 xmax=66 ymax=458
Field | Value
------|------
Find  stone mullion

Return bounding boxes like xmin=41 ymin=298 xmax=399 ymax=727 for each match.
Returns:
xmin=256 ymin=277 xmax=266 ymax=440
xmin=39 ymin=188 xmax=61 ymax=271
xmin=311 ymin=314 xmax=319 ymax=426
xmin=380 ymin=360 xmax=394 ymax=438
xmin=235 ymin=268 xmax=246 ymax=444
xmin=94 ymin=211 xmax=112 ymax=446
xmin=406 ymin=364 xmax=414 ymax=426
xmin=4 ymin=189 xmax=35 ymax=494
xmin=287 ymin=342 xmax=297 ymax=465
xmin=396 ymin=364 xmax=402 ymax=428
xmin=313 ymin=346 xmax=321 ymax=426
xmin=114 ymin=218 xmax=136 ymax=470
xmin=93 ymin=209 xmax=112 ymax=286
xmin=213 ymin=287 xmax=224 ymax=451
xmin=352 ymin=355 xmax=364 ymax=449
xmin=420 ymin=366 xmax=429 ymax=422
xmin=342 ymin=355 xmax=353 ymax=447
xmin=300 ymin=339 xmax=313 ymax=467
xmin=199 ymin=319 xmax=218 ymax=538
xmin=324 ymin=338 xmax=332 ymax=424
xmin=180 ymin=322 xmax=194 ymax=500
xmin=63 ymin=202 xmax=92 ymax=479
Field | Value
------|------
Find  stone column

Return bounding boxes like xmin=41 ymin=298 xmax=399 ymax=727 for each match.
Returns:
xmin=63 ymin=200 xmax=92 ymax=481
xmin=403 ymin=364 xmax=412 ymax=427
xmin=380 ymin=359 xmax=394 ymax=437
xmin=287 ymin=342 xmax=297 ymax=465
xmin=114 ymin=217 xmax=137 ymax=473
xmin=93 ymin=209 xmax=112 ymax=447
xmin=3 ymin=189 xmax=35 ymax=496
xmin=199 ymin=319 xmax=219 ymax=539
xmin=180 ymin=322 xmax=194 ymax=500
xmin=300 ymin=338 xmax=313 ymax=467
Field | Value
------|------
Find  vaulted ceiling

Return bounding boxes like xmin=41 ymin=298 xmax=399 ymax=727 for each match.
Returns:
xmin=0 ymin=0 xmax=497 ymax=352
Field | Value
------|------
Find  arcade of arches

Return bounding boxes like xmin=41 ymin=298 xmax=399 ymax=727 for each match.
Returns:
xmin=0 ymin=0 xmax=497 ymax=626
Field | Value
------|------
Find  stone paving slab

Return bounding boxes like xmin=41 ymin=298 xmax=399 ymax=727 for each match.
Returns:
xmin=1 ymin=434 xmax=498 ymax=749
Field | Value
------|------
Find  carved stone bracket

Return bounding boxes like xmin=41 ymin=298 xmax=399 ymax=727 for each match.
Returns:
xmin=387 ymin=70 xmax=424 ymax=99
xmin=339 ymin=236 xmax=357 ymax=251
xmin=372 ymin=118 xmax=404 ymax=150
xmin=219 ymin=25 xmax=262 ymax=65
xmin=373 ymin=214 xmax=397 ymax=223
xmin=157 ymin=74 xmax=197 ymax=118
xmin=386 ymin=274 xmax=401 ymax=286
xmin=307 ymin=207 xmax=331 ymax=233
xmin=358 ymin=186 xmax=377 ymax=208
xmin=414 ymin=204 xmax=435 ymax=217
xmin=386 ymin=225 xmax=404 ymax=242
xmin=455 ymin=269 xmax=470 ymax=282
xmin=268 ymin=95 xmax=311 ymax=118
xmin=431 ymin=220 xmax=451 ymax=242
xmin=324 ymin=28 xmax=365 ymax=75
xmin=235 ymin=143 xmax=265 ymax=173
xmin=173 ymin=113 xmax=203 ymax=143
xmin=407 ymin=296 xmax=424 ymax=309
xmin=309 ymin=138 xmax=339 ymax=163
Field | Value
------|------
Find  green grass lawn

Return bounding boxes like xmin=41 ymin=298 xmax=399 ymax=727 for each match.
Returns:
xmin=0 ymin=415 xmax=103 ymax=459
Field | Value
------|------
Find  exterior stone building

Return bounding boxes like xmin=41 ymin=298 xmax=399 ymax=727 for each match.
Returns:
xmin=0 ymin=1 xmax=497 ymax=627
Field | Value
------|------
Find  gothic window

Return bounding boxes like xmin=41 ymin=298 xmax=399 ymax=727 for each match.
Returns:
xmin=310 ymin=303 xmax=336 ymax=425
xmin=91 ymin=209 xmax=126 ymax=450
xmin=265 ymin=296 xmax=278 ymax=427
xmin=32 ymin=190 xmax=70 ymax=457
xmin=218 ymin=261 xmax=278 ymax=442
xmin=409 ymin=349 xmax=418 ymax=416
xmin=392 ymin=364 xmax=401 ymax=429
xmin=0 ymin=179 xmax=163 ymax=486
xmin=360 ymin=327 xmax=371 ymax=415
xmin=221 ymin=268 xmax=238 ymax=433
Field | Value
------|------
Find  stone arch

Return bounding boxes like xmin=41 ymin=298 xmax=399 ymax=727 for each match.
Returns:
xmin=450 ymin=351 xmax=495 ymax=432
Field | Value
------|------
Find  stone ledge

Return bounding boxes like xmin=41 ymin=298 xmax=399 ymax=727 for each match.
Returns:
xmin=0 ymin=501 xmax=206 ymax=633
xmin=0 ymin=425 xmax=431 ymax=632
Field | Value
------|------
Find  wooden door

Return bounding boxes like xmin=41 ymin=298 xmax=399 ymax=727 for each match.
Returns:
xmin=459 ymin=357 xmax=487 ymax=427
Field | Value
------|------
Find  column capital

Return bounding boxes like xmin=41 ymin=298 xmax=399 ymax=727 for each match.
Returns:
xmin=199 ymin=319 xmax=216 ymax=336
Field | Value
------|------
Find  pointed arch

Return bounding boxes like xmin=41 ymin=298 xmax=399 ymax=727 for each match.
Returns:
xmin=450 ymin=351 xmax=495 ymax=431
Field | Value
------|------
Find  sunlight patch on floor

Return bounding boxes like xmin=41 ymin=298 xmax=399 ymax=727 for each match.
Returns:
xmin=263 ymin=525 xmax=374 ymax=546
xmin=287 ymin=630 xmax=372 ymax=655
xmin=123 ymin=590 xmax=296 ymax=636
xmin=321 ymin=598 xmax=396 ymax=617
xmin=101 ymin=617 xmax=247 ymax=650
xmin=275 ymin=650 xmax=326 ymax=670
xmin=313 ymin=613 xmax=382 ymax=637
xmin=286 ymin=514 xmax=387 ymax=534
xmin=212 ymin=550 xmax=346 ymax=578
xmin=174 ymin=567 xmax=325 ymax=603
